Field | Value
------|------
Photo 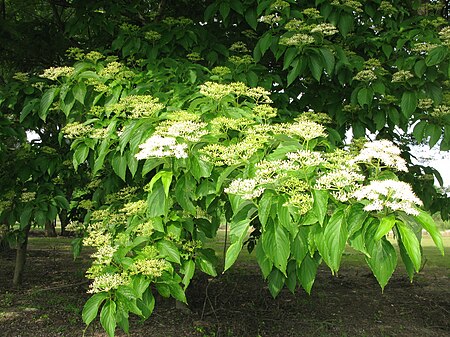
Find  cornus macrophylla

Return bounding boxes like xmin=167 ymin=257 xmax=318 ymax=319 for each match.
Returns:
xmin=352 ymin=140 xmax=408 ymax=172
xmin=353 ymin=179 xmax=423 ymax=215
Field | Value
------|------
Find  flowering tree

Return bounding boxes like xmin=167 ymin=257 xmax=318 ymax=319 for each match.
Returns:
xmin=0 ymin=0 xmax=449 ymax=336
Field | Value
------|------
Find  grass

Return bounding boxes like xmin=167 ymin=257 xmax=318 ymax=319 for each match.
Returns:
xmin=207 ymin=229 xmax=450 ymax=270
xmin=27 ymin=228 xmax=449 ymax=272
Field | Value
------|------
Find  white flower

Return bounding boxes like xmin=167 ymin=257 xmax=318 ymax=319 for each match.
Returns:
xmin=136 ymin=135 xmax=188 ymax=160
xmin=353 ymin=180 xmax=422 ymax=215
xmin=286 ymin=150 xmax=325 ymax=166
xmin=315 ymin=169 xmax=365 ymax=189
xmin=87 ymin=273 xmax=129 ymax=293
xmin=225 ymin=178 xmax=265 ymax=199
xmin=352 ymin=140 xmax=408 ymax=172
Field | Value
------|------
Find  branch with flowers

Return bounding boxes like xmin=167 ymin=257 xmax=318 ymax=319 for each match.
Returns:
xmin=5 ymin=52 xmax=444 ymax=336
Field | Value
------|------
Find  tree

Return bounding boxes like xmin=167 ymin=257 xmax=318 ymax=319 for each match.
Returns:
xmin=0 ymin=0 xmax=448 ymax=335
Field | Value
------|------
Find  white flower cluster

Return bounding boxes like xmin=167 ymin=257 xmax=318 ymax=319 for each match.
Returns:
xmin=352 ymin=140 xmax=408 ymax=172
xmin=353 ymin=179 xmax=423 ymax=215
xmin=40 ymin=66 xmax=74 ymax=81
xmin=135 ymin=135 xmax=188 ymax=160
xmin=311 ymin=23 xmax=338 ymax=36
xmin=391 ymin=70 xmax=414 ymax=83
xmin=91 ymin=245 xmax=117 ymax=265
xmin=87 ymin=273 xmax=129 ymax=293
xmin=315 ymin=169 xmax=365 ymax=189
xmin=255 ymin=159 xmax=300 ymax=180
xmin=279 ymin=33 xmax=315 ymax=46
xmin=286 ymin=150 xmax=325 ymax=167
xmin=155 ymin=120 xmax=208 ymax=142
xmin=353 ymin=70 xmax=377 ymax=82
xmin=224 ymin=178 xmax=265 ymax=200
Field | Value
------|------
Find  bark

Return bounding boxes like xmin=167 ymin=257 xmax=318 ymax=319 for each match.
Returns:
xmin=13 ymin=225 xmax=30 ymax=287
xmin=59 ymin=209 xmax=69 ymax=236
xmin=45 ymin=220 xmax=57 ymax=237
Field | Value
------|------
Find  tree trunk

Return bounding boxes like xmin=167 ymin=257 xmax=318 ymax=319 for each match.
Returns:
xmin=59 ymin=209 xmax=69 ymax=236
xmin=45 ymin=220 xmax=57 ymax=237
xmin=13 ymin=225 xmax=30 ymax=287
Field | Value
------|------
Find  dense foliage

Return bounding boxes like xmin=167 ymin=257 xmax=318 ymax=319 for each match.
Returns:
xmin=0 ymin=0 xmax=449 ymax=336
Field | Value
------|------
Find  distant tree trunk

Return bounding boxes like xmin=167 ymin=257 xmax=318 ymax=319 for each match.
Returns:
xmin=1 ymin=0 xmax=5 ymax=20
xmin=0 ymin=238 xmax=11 ymax=253
xmin=45 ymin=220 xmax=57 ymax=237
xmin=59 ymin=209 xmax=69 ymax=236
xmin=13 ymin=225 xmax=30 ymax=286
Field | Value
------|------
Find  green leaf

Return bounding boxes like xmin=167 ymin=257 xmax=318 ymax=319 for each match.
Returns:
xmin=100 ymin=299 xmax=117 ymax=337
xmin=291 ymin=226 xmax=309 ymax=262
xmin=309 ymin=54 xmax=323 ymax=81
xmin=82 ymin=293 xmax=109 ymax=326
xmin=190 ymin=156 xmax=212 ymax=180
xmin=268 ymin=267 xmax=285 ymax=298
xmin=262 ymin=221 xmax=290 ymax=275
xmin=53 ymin=195 xmax=69 ymax=209
xmin=425 ymin=46 xmax=448 ymax=66
xmin=396 ymin=222 xmax=421 ymax=272
xmin=147 ymin=180 xmax=168 ymax=217
xmin=256 ymin=243 xmax=273 ymax=279
xmin=414 ymin=59 xmax=426 ymax=77
xmin=168 ymin=282 xmax=187 ymax=303
xmin=39 ymin=87 xmax=59 ymax=121
xmin=346 ymin=204 xmax=367 ymax=236
xmin=365 ymin=224 xmax=397 ymax=291
xmin=382 ymin=44 xmax=393 ymax=58
xmin=147 ymin=170 xmax=173 ymax=197
xmin=412 ymin=120 xmax=427 ymax=143
xmin=156 ymin=240 xmax=181 ymax=264
xmin=338 ymin=13 xmax=353 ymax=36
xmin=320 ymin=48 xmax=335 ymax=75
xmin=259 ymin=32 xmax=273 ymax=57
xmin=324 ymin=208 xmax=347 ymax=273
xmin=348 ymin=228 xmax=369 ymax=257
xmin=278 ymin=196 xmax=297 ymax=236
xmin=374 ymin=215 xmax=396 ymax=241
xmin=20 ymin=99 xmax=38 ymax=122
xmin=182 ymin=260 xmax=195 ymax=289
xmin=111 ymin=154 xmax=128 ymax=181
xmin=93 ymin=139 xmax=111 ymax=174
xmin=230 ymin=0 xmax=244 ymax=14
xmin=398 ymin=237 xmax=415 ymax=282
xmin=245 ymin=8 xmax=258 ymax=30
xmin=258 ymin=191 xmax=275 ymax=227
xmin=136 ymin=289 xmax=155 ymax=319
xmin=196 ymin=250 xmax=217 ymax=276
xmin=357 ymin=87 xmax=373 ymax=107
xmin=312 ymin=189 xmax=328 ymax=226
xmin=283 ymin=48 xmax=298 ymax=70
xmin=297 ymin=254 xmax=320 ymax=294
xmin=414 ymin=209 xmax=444 ymax=255
xmin=425 ymin=124 xmax=442 ymax=148
xmin=224 ymin=219 xmax=250 ymax=271
xmin=73 ymin=145 xmax=89 ymax=170
xmin=219 ymin=2 xmax=230 ymax=20
xmin=132 ymin=275 xmax=151 ymax=299
xmin=115 ymin=302 xmax=129 ymax=334
xmin=73 ymin=82 xmax=86 ymax=104
xmin=401 ymin=91 xmax=417 ymax=118
xmin=175 ymin=174 xmax=197 ymax=214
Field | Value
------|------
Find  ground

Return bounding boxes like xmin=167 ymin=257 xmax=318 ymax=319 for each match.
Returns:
xmin=0 ymin=233 xmax=449 ymax=337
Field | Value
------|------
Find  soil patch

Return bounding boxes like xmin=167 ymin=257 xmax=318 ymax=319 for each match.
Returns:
xmin=0 ymin=236 xmax=449 ymax=337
